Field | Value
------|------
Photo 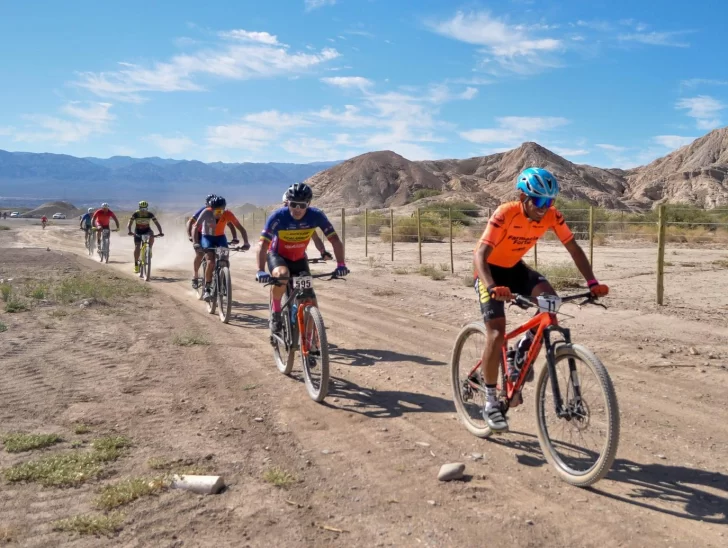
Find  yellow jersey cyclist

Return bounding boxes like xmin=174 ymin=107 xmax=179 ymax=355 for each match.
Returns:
xmin=191 ymin=195 xmax=251 ymax=301
xmin=473 ymin=167 xmax=609 ymax=433
xmin=127 ymin=201 xmax=165 ymax=273
xmin=256 ymin=183 xmax=348 ymax=333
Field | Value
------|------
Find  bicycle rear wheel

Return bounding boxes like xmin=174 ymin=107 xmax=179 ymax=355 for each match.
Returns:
xmin=451 ymin=322 xmax=496 ymax=438
xmin=206 ymin=274 xmax=217 ymax=315
xmin=535 ymin=344 xmax=620 ymax=487
xmin=217 ymin=266 xmax=232 ymax=323
xmin=271 ymin=292 xmax=295 ymax=375
xmin=195 ymin=260 xmax=205 ymax=300
xmin=300 ymin=305 xmax=329 ymax=402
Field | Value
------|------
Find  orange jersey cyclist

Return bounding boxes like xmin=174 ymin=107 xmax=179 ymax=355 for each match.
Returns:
xmin=91 ymin=203 xmax=120 ymax=249
xmin=256 ymin=183 xmax=349 ymax=333
xmin=191 ymin=195 xmax=251 ymax=301
xmin=473 ymin=167 xmax=609 ymax=433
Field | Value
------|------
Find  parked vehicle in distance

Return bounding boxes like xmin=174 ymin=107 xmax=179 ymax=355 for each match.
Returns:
xmin=52 ymin=212 xmax=66 ymax=219
xmin=9 ymin=212 xmax=19 ymax=218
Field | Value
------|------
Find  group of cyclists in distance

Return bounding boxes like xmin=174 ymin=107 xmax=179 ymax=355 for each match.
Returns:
xmin=77 ymin=167 xmax=608 ymax=433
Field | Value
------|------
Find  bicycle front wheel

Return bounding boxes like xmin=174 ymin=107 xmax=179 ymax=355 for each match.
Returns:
xmin=535 ymin=344 xmax=620 ymax=487
xmin=144 ymin=245 xmax=152 ymax=281
xmin=206 ymin=275 xmax=217 ymax=315
xmin=300 ymin=306 xmax=329 ymax=402
xmin=217 ymin=266 xmax=232 ymax=323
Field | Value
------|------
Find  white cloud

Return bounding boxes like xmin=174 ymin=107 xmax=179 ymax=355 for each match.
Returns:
xmin=551 ymin=147 xmax=589 ymax=157
xmin=206 ymin=124 xmax=278 ymax=150
xmin=676 ymin=95 xmax=725 ymax=130
xmin=111 ymin=146 xmax=137 ymax=157
xmin=0 ymin=126 xmax=15 ymax=136
xmin=144 ymin=133 xmax=195 ymax=155
xmin=242 ymin=110 xmax=310 ymax=130
xmin=76 ymin=31 xmax=340 ymax=102
xmin=305 ymin=0 xmax=336 ymax=11
xmin=653 ymin=135 xmax=696 ymax=149
xmin=596 ymin=143 xmax=627 ymax=152
xmin=680 ymin=78 xmax=728 ymax=89
xmin=575 ymin=20 xmax=612 ymax=32
xmin=14 ymin=102 xmax=114 ymax=144
xmin=429 ymin=11 xmax=563 ymax=73
xmin=618 ymin=31 xmax=690 ymax=47
xmin=460 ymin=116 xmax=570 ymax=144
xmin=321 ymin=76 xmax=374 ymax=90
xmin=218 ymin=30 xmax=280 ymax=45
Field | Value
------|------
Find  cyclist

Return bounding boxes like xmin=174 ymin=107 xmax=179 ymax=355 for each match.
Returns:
xmin=191 ymin=196 xmax=250 ymax=301
xmin=473 ymin=167 xmax=609 ymax=433
xmin=127 ymin=200 xmax=165 ymax=273
xmin=256 ymin=183 xmax=348 ymax=333
xmin=91 ymin=203 xmax=120 ymax=251
xmin=40 ymin=215 xmax=48 ymax=229
xmin=80 ymin=207 xmax=93 ymax=245
xmin=186 ymin=194 xmax=241 ymax=289
xmin=281 ymin=191 xmax=333 ymax=261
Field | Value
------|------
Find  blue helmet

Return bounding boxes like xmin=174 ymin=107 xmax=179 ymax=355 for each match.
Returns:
xmin=516 ymin=168 xmax=559 ymax=199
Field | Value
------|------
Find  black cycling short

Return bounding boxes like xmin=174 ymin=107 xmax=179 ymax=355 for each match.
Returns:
xmin=267 ymin=254 xmax=315 ymax=297
xmin=474 ymin=261 xmax=547 ymax=322
xmin=133 ymin=226 xmax=152 ymax=244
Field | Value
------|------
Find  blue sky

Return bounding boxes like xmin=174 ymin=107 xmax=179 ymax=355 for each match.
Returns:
xmin=0 ymin=0 xmax=726 ymax=168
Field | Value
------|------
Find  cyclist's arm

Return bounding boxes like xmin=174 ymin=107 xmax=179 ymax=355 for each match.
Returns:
xmin=152 ymin=217 xmax=163 ymax=234
xmin=311 ymin=230 xmax=326 ymax=254
xmin=112 ymin=213 xmax=120 ymax=228
xmin=328 ymin=234 xmax=345 ymax=264
xmin=563 ymin=239 xmax=596 ymax=283
xmin=475 ymin=244 xmax=498 ymax=289
xmin=256 ymin=239 xmax=270 ymax=271
xmin=186 ymin=217 xmax=194 ymax=238
xmin=232 ymin=220 xmax=249 ymax=245
xmin=127 ymin=215 xmax=134 ymax=233
xmin=227 ymin=222 xmax=238 ymax=241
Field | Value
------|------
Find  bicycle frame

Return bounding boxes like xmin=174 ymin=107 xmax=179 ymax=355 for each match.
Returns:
xmin=467 ymin=296 xmax=589 ymax=418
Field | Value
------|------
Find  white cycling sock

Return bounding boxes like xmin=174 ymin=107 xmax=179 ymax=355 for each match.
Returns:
xmin=484 ymin=385 xmax=498 ymax=410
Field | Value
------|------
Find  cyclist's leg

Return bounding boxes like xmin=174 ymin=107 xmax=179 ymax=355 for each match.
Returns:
xmin=192 ymin=245 xmax=203 ymax=287
xmin=267 ymin=253 xmax=290 ymax=306
xmin=133 ymin=230 xmax=142 ymax=264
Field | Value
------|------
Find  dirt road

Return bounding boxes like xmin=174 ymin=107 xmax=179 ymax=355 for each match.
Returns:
xmin=1 ymin=222 xmax=726 ymax=547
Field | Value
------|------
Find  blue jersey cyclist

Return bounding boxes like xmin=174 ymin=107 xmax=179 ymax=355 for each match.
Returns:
xmin=79 ymin=207 xmax=93 ymax=231
xmin=256 ymin=183 xmax=349 ymax=333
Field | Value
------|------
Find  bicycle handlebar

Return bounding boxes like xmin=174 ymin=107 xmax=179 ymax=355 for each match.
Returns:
xmin=263 ymin=271 xmax=343 ymax=287
xmin=512 ymin=291 xmax=606 ymax=310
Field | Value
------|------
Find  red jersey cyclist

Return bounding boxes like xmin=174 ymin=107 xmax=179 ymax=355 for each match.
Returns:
xmin=473 ymin=167 xmax=609 ymax=433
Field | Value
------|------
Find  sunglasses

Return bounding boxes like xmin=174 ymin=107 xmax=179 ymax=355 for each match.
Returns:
xmin=530 ymin=197 xmax=554 ymax=209
xmin=213 ymin=208 xmax=225 ymax=214
xmin=288 ymin=201 xmax=309 ymax=210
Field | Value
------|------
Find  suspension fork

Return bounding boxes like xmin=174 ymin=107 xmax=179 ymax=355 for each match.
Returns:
xmin=543 ymin=325 xmax=579 ymax=419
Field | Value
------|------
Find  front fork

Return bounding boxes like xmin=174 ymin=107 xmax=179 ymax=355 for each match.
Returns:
xmin=543 ymin=325 xmax=583 ymax=419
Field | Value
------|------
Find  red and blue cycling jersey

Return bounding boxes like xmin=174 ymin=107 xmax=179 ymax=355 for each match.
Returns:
xmin=261 ymin=207 xmax=336 ymax=261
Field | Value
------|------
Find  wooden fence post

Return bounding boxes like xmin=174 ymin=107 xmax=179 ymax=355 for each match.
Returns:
xmin=390 ymin=208 xmax=394 ymax=261
xmin=588 ymin=206 xmax=595 ymax=267
xmin=417 ymin=207 xmax=422 ymax=264
xmin=364 ymin=209 xmax=368 ymax=258
xmin=534 ymin=242 xmax=538 ymax=269
xmin=656 ymin=204 xmax=667 ymax=305
xmin=449 ymin=207 xmax=454 ymax=273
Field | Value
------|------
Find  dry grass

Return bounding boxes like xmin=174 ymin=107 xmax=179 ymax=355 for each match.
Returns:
xmin=0 ymin=321 xmax=6 ymax=333
xmin=52 ymin=513 xmax=124 ymax=536
xmin=461 ymin=273 xmax=475 ymax=287
xmin=263 ymin=467 xmax=297 ymax=487
xmin=418 ymin=264 xmax=446 ymax=281
xmin=3 ymin=433 xmax=62 ymax=453
xmin=172 ymin=331 xmax=210 ymax=346
xmin=73 ymin=423 xmax=91 ymax=435
xmin=372 ymin=288 xmax=397 ymax=297
xmin=95 ymin=477 xmax=167 ymax=510
xmin=712 ymin=258 xmax=728 ymax=268
xmin=0 ymin=525 xmax=18 ymax=543
xmin=393 ymin=267 xmax=410 ymax=275
xmin=532 ymin=262 xmax=582 ymax=291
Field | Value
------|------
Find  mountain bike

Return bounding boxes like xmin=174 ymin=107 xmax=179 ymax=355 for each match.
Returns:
xmin=81 ymin=228 xmax=93 ymax=256
xmin=450 ymin=291 xmax=620 ymax=487
xmin=265 ymin=259 xmax=342 ymax=403
xmin=94 ymin=228 xmax=116 ymax=264
xmin=199 ymin=245 xmax=246 ymax=323
xmin=136 ymin=233 xmax=163 ymax=281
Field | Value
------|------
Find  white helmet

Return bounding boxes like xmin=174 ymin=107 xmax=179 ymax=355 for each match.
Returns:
xmin=101 ymin=202 xmax=109 ymax=208
xmin=88 ymin=207 xmax=94 ymax=213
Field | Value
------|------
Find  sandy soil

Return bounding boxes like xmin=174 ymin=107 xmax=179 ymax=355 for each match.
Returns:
xmin=0 ymin=219 xmax=726 ymax=547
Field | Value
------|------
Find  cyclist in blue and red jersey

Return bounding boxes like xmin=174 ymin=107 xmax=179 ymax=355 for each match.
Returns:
xmin=256 ymin=183 xmax=349 ymax=333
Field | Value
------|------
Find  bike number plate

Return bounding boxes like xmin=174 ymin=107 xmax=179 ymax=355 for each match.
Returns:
xmin=292 ymin=275 xmax=313 ymax=290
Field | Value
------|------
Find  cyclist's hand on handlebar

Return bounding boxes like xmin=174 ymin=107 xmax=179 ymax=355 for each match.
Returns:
xmin=321 ymin=250 xmax=333 ymax=261
xmin=230 ymin=239 xmax=240 ymax=246
xmin=487 ymin=285 xmax=513 ymax=301
xmin=192 ymin=243 xmax=201 ymax=250
xmin=157 ymin=233 xmax=164 ymax=237
xmin=588 ymin=280 xmax=609 ymax=298
xmin=127 ymin=231 xmax=134 ymax=236
xmin=256 ymin=270 xmax=270 ymax=283
xmin=241 ymin=242 xmax=251 ymax=251
xmin=335 ymin=263 xmax=350 ymax=277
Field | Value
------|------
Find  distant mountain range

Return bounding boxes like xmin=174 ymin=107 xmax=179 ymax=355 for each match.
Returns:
xmin=0 ymin=150 xmax=339 ymax=208
xmin=305 ymin=127 xmax=728 ymax=210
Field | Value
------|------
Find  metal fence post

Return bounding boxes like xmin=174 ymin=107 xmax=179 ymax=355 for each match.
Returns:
xmin=656 ymin=204 xmax=667 ymax=305
xmin=417 ymin=207 xmax=422 ymax=264
xmin=364 ymin=208 xmax=368 ymax=258
xmin=341 ymin=208 xmax=346 ymax=253
xmin=390 ymin=208 xmax=394 ymax=261
xmin=534 ymin=242 xmax=538 ymax=269
xmin=588 ymin=206 xmax=595 ymax=267
xmin=449 ymin=207 xmax=454 ymax=273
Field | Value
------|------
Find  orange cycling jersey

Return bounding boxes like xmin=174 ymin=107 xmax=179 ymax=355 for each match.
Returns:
xmin=195 ymin=209 xmax=240 ymax=237
xmin=476 ymin=201 xmax=574 ymax=268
